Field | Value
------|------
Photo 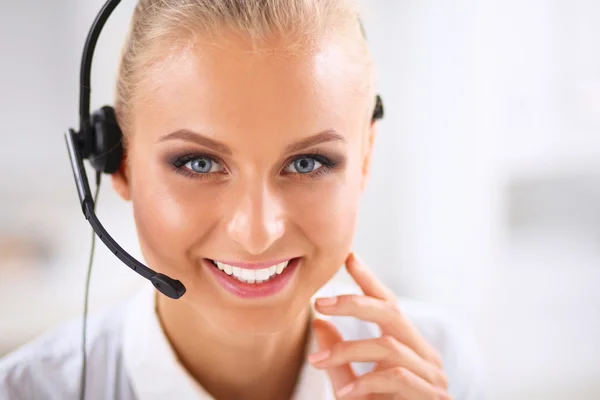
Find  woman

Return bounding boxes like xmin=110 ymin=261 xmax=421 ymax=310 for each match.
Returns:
xmin=0 ymin=0 xmax=483 ymax=399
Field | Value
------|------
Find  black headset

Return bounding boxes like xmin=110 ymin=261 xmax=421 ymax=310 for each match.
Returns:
xmin=64 ymin=0 xmax=384 ymax=301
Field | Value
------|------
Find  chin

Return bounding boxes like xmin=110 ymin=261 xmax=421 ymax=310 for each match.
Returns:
xmin=191 ymin=293 xmax=310 ymax=335
xmin=230 ymin=307 xmax=306 ymax=335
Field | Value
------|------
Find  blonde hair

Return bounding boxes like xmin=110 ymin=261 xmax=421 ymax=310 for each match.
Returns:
xmin=115 ymin=0 xmax=374 ymax=135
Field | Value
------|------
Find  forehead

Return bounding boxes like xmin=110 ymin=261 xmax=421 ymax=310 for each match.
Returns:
xmin=132 ymin=32 xmax=369 ymax=147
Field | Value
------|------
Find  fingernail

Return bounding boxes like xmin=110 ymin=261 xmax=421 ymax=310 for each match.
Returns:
xmin=350 ymin=252 xmax=363 ymax=267
xmin=337 ymin=382 xmax=355 ymax=397
xmin=316 ymin=297 xmax=338 ymax=306
xmin=307 ymin=349 xmax=330 ymax=363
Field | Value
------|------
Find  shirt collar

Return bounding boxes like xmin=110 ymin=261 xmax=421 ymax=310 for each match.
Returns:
xmin=122 ymin=285 xmax=334 ymax=400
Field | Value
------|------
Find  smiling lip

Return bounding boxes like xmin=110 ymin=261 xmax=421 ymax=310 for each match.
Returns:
xmin=204 ymin=257 xmax=300 ymax=299
xmin=208 ymin=258 xmax=294 ymax=270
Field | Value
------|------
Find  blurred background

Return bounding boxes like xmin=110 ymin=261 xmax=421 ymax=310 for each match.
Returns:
xmin=1 ymin=0 xmax=599 ymax=399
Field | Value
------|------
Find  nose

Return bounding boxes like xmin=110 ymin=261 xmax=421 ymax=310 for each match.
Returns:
xmin=226 ymin=183 xmax=285 ymax=255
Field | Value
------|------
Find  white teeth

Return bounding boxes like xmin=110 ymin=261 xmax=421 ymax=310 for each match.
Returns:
xmin=276 ymin=262 xmax=286 ymax=274
xmin=256 ymin=268 xmax=270 ymax=281
xmin=241 ymin=269 xmax=255 ymax=283
xmin=211 ymin=260 xmax=292 ymax=284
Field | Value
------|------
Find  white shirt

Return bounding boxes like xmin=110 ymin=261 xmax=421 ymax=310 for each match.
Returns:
xmin=0 ymin=278 xmax=485 ymax=400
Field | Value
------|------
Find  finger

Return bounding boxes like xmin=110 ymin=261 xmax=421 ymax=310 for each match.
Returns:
xmin=345 ymin=252 xmax=396 ymax=301
xmin=315 ymin=294 xmax=396 ymax=327
xmin=310 ymin=318 xmax=357 ymax=394
xmin=309 ymin=335 xmax=448 ymax=389
xmin=345 ymin=254 xmax=440 ymax=364
xmin=315 ymin=294 xmax=443 ymax=367
xmin=346 ymin=253 xmax=440 ymax=364
xmin=338 ymin=367 xmax=452 ymax=400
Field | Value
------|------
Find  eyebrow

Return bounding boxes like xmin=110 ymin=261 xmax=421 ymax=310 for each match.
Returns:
xmin=158 ymin=129 xmax=233 ymax=155
xmin=285 ymin=130 xmax=345 ymax=153
xmin=158 ymin=129 xmax=345 ymax=154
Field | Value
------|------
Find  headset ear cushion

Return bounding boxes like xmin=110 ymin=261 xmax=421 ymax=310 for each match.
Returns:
xmin=90 ymin=106 xmax=124 ymax=174
xmin=372 ymin=95 xmax=384 ymax=121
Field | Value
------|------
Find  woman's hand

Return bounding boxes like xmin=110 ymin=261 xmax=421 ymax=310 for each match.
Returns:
xmin=308 ymin=253 xmax=451 ymax=399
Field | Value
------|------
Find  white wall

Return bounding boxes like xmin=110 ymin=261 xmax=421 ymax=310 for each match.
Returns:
xmin=360 ymin=1 xmax=600 ymax=399
xmin=1 ymin=1 xmax=599 ymax=399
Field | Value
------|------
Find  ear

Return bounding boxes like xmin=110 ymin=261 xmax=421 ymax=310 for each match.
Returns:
xmin=111 ymin=151 xmax=131 ymax=201
xmin=360 ymin=121 xmax=378 ymax=192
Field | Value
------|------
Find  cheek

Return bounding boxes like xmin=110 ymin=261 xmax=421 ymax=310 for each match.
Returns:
xmin=128 ymin=157 xmax=217 ymax=277
xmin=301 ymin=157 xmax=363 ymax=245
xmin=287 ymin=161 xmax=363 ymax=282
xmin=293 ymin=181 xmax=360 ymax=249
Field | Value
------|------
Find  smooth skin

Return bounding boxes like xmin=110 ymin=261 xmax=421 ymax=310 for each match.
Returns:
xmin=111 ymin=27 xmax=450 ymax=400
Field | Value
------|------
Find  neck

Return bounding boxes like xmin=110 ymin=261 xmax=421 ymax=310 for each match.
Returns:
xmin=157 ymin=296 xmax=312 ymax=400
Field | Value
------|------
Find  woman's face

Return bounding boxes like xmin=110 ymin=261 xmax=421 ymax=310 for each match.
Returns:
xmin=113 ymin=31 xmax=377 ymax=334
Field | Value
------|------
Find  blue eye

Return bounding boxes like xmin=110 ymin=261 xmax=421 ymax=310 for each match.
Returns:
xmin=187 ymin=157 xmax=216 ymax=173
xmin=171 ymin=155 xmax=224 ymax=175
xmin=170 ymin=152 xmax=339 ymax=180
xmin=285 ymin=156 xmax=323 ymax=174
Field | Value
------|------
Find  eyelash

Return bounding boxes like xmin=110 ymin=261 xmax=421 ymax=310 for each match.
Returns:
xmin=169 ymin=153 xmax=339 ymax=181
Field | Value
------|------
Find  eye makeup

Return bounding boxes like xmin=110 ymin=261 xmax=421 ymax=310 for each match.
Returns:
xmin=165 ymin=150 xmax=346 ymax=181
